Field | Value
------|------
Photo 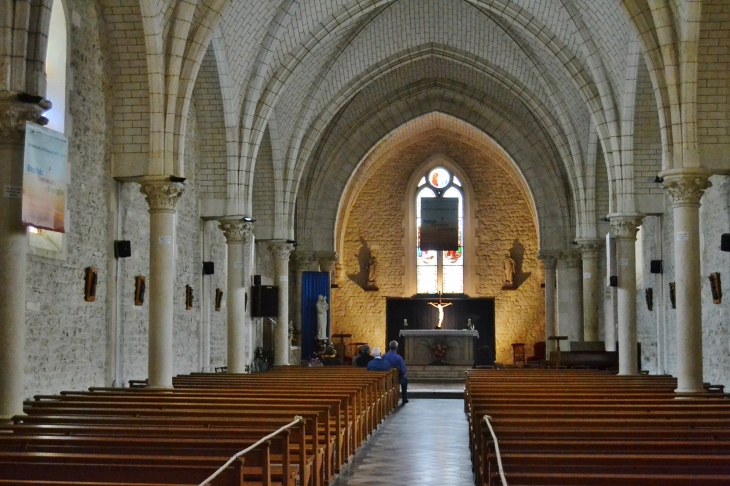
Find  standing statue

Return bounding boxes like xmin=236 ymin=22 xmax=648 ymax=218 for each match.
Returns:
xmin=504 ymin=254 xmax=516 ymax=285
xmin=316 ymin=295 xmax=329 ymax=340
xmin=366 ymin=254 xmax=377 ymax=286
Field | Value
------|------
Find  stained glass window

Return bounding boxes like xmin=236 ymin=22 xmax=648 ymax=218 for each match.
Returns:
xmin=416 ymin=166 xmax=464 ymax=294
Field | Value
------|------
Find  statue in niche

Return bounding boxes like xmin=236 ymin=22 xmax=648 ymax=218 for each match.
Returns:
xmin=316 ymin=295 xmax=329 ymax=340
xmin=366 ymin=254 xmax=377 ymax=287
xmin=504 ymin=254 xmax=516 ymax=285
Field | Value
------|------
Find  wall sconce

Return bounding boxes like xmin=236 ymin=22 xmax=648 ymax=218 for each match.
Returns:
xmin=134 ymin=276 xmax=146 ymax=306
xmin=215 ymin=288 xmax=223 ymax=311
xmin=709 ymin=273 xmax=722 ymax=304
xmin=84 ymin=267 xmax=98 ymax=302
xmin=185 ymin=285 xmax=194 ymax=310
xmin=645 ymin=288 xmax=653 ymax=311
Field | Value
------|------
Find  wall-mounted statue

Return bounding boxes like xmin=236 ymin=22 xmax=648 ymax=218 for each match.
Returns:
xmin=367 ymin=254 xmax=377 ymax=287
xmin=504 ymin=254 xmax=516 ymax=285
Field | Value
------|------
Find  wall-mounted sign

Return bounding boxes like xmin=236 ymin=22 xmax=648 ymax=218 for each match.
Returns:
xmin=420 ymin=197 xmax=458 ymax=251
xmin=23 ymin=123 xmax=68 ymax=232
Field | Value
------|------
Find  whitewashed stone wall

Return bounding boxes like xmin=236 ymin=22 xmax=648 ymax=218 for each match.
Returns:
xmin=25 ymin=0 xmax=111 ymax=396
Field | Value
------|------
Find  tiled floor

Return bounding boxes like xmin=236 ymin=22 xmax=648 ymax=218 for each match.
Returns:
xmin=332 ymin=399 xmax=475 ymax=486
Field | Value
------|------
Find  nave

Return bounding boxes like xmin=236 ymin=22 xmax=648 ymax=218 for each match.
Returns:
xmin=333 ymin=399 xmax=474 ymax=486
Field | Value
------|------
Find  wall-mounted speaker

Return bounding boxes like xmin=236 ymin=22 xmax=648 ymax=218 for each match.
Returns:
xmin=251 ymin=285 xmax=278 ymax=317
xmin=252 ymin=274 xmax=262 ymax=286
xmin=609 ymin=275 xmax=618 ymax=287
xmin=202 ymin=262 xmax=214 ymax=275
xmin=721 ymin=234 xmax=730 ymax=252
xmin=650 ymin=260 xmax=663 ymax=274
xmin=114 ymin=240 xmax=131 ymax=258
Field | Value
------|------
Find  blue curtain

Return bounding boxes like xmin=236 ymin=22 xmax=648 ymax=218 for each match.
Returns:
xmin=301 ymin=271 xmax=330 ymax=360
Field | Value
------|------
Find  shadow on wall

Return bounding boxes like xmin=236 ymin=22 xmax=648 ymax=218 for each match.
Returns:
xmin=510 ymin=239 xmax=532 ymax=289
xmin=349 ymin=237 xmax=373 ymax=290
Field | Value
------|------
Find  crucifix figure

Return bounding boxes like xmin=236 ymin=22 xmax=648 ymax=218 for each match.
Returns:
xmin=428 ymin=292 xmax=453 ymax=329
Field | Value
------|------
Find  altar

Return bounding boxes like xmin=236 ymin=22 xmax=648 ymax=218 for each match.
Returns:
xmin=399 ymin=329 xmax=479 ymax=366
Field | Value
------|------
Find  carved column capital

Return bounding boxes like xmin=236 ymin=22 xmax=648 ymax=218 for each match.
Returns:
xmin=293 ymin=250 xmax=317 ymax=272
xmin=218 ymin=218 xmax=254 ymax=244
xmin=575 ymin=238 xmax=602 ymax=260
xmin=0 ymin=94 xmax=50 ymax=142
xmin=661 ymin=169 xmax=712 ymax=207
xmin=140 ymin=180 xmax=185 ymax=213
xmin=608 ymin=214 xmax=644 ymax=240
xmin=537 ymin=250 xmax=559 ymax=271
xmin=269 ymin=241 xmax=295 ymax=263
xmin=560 ymin=250 xmax=582 ymax=268
xmin=315 ymin=251 xmax=338 ymax=272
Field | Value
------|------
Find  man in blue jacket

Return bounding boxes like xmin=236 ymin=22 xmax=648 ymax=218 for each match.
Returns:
xmin=383 ymin=340 xmax=408 ymax=405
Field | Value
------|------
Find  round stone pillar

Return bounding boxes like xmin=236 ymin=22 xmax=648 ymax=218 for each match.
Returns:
xmin=270 ymin=241 xmax=295 ymax=366
xmin=662 ymin=170 xmax=711 ymax=393
xmin=140 ymin=179 xmax=185 ymax=388
xmin=609 ymin=214 xmax=643 ymax=376
xmin=557 ymin=251 xmax=584 ymax=343
xmin=218 ymin=218 xmax=254 ymax=373
xmin=577 ymin=239 xmax=601 ymax=341
xmin=538 ymin=252 xmax=558 ymax=355
xmin=0 ymin=95 xmax=48 ymax=419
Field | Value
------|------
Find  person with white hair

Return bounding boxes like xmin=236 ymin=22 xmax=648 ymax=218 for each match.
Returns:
xmin=366 ymin=347 xmax=391 ymax=372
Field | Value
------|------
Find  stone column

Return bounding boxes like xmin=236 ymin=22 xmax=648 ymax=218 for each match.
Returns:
xmin=140 ymin=179 xmax=185 ymax=388
xmin=270 ymin=241 xmax=295 ymax=366
xmin=0 ymin=95 xmax=48 ymax=419
xmin=316 ymin=251 xmax=338 ymax=288
xmin=577 ymin=239 xmax=601 ymax=341
xmin=218 ymin=218 xmax=254 ymax=373
xmin=662 ymin=170 xmax=712 ymax=393
xmin=609 ymin=214 xmax=643 ymax=376
xmin=556 ymin=250 xmax=584 ymax=343
xmin=538 ymin=252 xmax=558 ymax=355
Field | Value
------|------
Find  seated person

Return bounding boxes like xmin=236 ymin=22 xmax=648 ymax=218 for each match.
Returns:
xmin=366 ymin=347 xmax=391 ymax=371
xmin=353 ymin=344 xmax=374 ymax=367
xmin=383 ymin=340 xmax=408 ymax=404
xmin=320 ymin=345 xmax=342 ymax=366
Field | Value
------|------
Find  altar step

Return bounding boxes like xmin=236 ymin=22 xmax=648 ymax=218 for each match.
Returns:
xmin=408 ymin=365 xmax=469 ymax=382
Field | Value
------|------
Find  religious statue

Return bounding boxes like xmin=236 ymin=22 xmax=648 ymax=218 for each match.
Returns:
xmin=504 ymin=254 xmax=516 ymax=285
xmin=366 ymin=254 xmax=377 ymax=286
xmin=316 ymin=295 xmax=329 ymax=340
xmin=428 ymin=292 xmax=453 ymax=329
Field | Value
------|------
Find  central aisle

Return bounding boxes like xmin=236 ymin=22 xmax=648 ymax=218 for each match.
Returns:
xmin=333 ymin=399 xmax=475 ymax=485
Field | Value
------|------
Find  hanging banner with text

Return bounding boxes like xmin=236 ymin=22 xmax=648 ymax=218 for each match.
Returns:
xmin=23 ymin=123 xmax=68 ymax=232
xmin=420 ymin=197 xmax=459 ymax=251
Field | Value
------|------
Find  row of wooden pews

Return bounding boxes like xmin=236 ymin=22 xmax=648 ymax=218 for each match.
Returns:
xmin=0 ymin=367 xmax=399 ymax=486
xmin=465 ymin=369 xmax=730 ymax=486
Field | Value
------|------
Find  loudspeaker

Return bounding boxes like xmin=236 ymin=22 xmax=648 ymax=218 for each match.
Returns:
xmin=251 ymin=285 xmax=278 ymax=317
xmin=202 ymin=262 xmax=214 ymax=275
xmin=609 ymin=275 xmax=618 ymax=287
xmin=252 ymin=275 xmax=262 ymax=286
xmin=722 ymin=234 xmax=730 ymax=252
xmin=114 ymin=240 xmax=131 ymax=258
xmin=650 ymin=260 xmax=663 ymax=274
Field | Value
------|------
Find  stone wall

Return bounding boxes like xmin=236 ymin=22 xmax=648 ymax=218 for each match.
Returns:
xmin=331 ymin=132 xmax=543 ymax=363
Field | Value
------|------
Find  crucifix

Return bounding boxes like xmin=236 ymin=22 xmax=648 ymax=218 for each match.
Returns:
xmin=428 ymin=292 xmax=453 ymax=329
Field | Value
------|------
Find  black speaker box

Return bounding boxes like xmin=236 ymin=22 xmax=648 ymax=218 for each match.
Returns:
xmin=722 ymin=233 xmax=730 ymax=252
xmin=609 ymin=275 xmax=618 ymax=287
xmin=252 ymin=274 xmax=262 ymax=286
xmin=202 ymin=262 xmax=214 ymax=275
xmin=650 ymin=260 xmax=663 ymax=274
xmin=251 ymin=285 xmax=278 ymax=317
xmin=114 ymin=240 xmax=131 ymax=258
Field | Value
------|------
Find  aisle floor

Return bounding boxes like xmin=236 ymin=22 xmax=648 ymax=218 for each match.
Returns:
xmin=332 ymin=399 xmax=475 ymax=486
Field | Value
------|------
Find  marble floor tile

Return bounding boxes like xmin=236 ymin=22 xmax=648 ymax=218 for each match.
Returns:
xmin=332 ymin=399 xmax=475 ymax=486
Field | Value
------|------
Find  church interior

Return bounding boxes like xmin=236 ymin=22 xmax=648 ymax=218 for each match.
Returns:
xmin=1 ymin=0 xmax=730 ymax=484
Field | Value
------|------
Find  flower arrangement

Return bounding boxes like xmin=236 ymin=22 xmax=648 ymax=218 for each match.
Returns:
xmin=428 ymin=338 xmax=449 ymax=365
xmin=288 ymin=321 xmax=301 ymax=345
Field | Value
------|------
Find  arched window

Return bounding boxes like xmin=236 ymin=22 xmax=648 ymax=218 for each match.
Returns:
xmin=29 ymin=0 xmax=67 ymax=258
xmin=415 ymin=166 xmax=464 ymax=294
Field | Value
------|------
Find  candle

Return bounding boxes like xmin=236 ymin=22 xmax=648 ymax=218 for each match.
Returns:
xmin=403 ymin=319 xmax=408 ymax=328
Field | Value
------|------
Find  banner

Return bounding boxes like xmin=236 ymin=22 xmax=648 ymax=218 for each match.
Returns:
xmin=420 ymin=197 xmax=459 ymax=251
xmin=23 ymin=123 xmax=68 ymax=232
